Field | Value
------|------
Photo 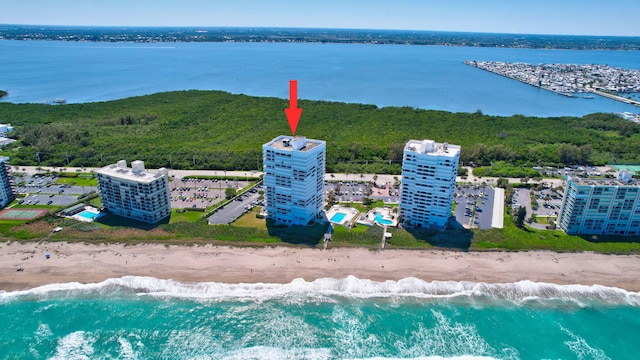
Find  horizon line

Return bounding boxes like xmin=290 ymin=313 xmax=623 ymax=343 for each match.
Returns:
xmin=1 ymin=23 xmax=639 ymax=39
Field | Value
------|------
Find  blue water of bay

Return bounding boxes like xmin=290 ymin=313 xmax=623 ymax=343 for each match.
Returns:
xmin=1 ymin=40 xmax=638 ymax=116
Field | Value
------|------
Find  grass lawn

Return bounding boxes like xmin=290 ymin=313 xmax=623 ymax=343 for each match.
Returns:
xmin=89 ymin=197 xmax=103 ymax=207
xmin=471 ymin=208 xmax=640 ymax=253
xmin=170 ymin=209 xmax=204 ymax=223
xmin=265 ymin=221 xmax=328 ymax=246
xmin=97 ymin=213 xmax=169 ymax=229
xmin=160 ymin=219 xmax=326 ymax=246
xmin=0 ymin=220 xmax=31 ymax=236
xmin=341 ymin=202 xmax=369 ymax=213
xmin=233 ymin=208 xmax=267 ymax=228
xmin=535 ymin=216 xmax=554 ymax=225
xmin=3 ymin=201 xmax=638 ymax=253
xmin=54 ymin=177 xmax=98 ymax=187
xmin=329 ymin=223 xmax=470 ymax=249
xmin=11 ymin=204 xmax=58 ymax=210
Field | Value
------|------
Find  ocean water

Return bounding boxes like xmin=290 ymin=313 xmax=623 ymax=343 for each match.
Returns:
xmin=1 ymin=40 xmax=639 ymax=116
xmin=1 ymin=276 xmax=639 ymax=359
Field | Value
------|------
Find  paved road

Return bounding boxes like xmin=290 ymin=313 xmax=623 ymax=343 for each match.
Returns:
xmin=208 ymin=191 xmax=262 ymax=225
xmin=15 ymin=166 xmax=574 ymax=188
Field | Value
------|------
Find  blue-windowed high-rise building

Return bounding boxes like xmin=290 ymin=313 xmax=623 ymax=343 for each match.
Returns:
xmin=399 ymin=139 xmax=460 ymax=230
xmin=262 ymin=136 xmax=326 ymax=226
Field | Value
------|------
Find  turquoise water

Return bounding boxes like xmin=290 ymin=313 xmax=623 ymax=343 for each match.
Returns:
xmin=2 ymin=276 xmax=639 ymax=359
xmin=331 ymin=212 xmax=347 ymax=223
xmin=77 ymin=210 xmax=101 ymax=221
xmin=1 ymin=40 xmax=639 ymax=116
xmin=375 ymin=212 xmax=394 ymax=225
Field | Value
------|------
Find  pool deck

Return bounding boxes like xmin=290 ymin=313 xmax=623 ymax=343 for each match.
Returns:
xmin=68 ymin=206 xmax=103 ymax=223
xmin=326 ymin=205 xmax=359 ymax=227
xmin=357 ymin=207 xmax=399 ymax=227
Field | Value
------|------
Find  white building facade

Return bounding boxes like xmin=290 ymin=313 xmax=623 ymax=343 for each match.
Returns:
xmin=399 ymin=139 xmax=460 ymax=230
xmin=0 ymin=124 xmax=14 ymax=137
xmin=263 ymin=135 xmax=326 ymax=225
xmin=0 ymin=156 xmax=16 ymax=208
xmin=558 ymin=172 xmax=640 ymax=235
xmin=96 ymin=160 xmax=171 ymax=223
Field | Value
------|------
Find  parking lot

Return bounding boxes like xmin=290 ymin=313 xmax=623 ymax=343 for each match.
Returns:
xmin=511 ymin=188 xmax=531 ymax=216
xmin=13 ymin=174 xmax=57 ymax=187
xmin=20 ymin=193 xmax=81 ymax=206
xmin=13 ymin=174 xmax=98 ymax=207
xmin=325 ymin=181 xmax=400 ymax=203
xmin=453 ymin=185 xmax=495 ymax=229
xmin=169 ymin=177 xmax=254 ymax=209
xmin=208 ymin=186 xmax=263 ymax=225
xmin=533 ymin=165 xmax=603 ymax=178
xmin=532 ymin=188 xmax=563 ymax=218
xmin=509 ymin=186 xmax=565 ymax=229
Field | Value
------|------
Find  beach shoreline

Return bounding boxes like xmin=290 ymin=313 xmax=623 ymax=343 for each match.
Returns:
xmin=1 ymin=242 xmax=639 ymax=292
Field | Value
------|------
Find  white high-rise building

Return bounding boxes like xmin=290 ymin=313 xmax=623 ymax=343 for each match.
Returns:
xmin=399 ymin=139 xmax=460 ymax=230
xmin=96 ymin=160 xmax=171 ymax=223
xmin=263 ymin=135 xmax=326 ymax=225
xmin=0 ymin=156 xmax=16 ymax=208
xmin=558 ymin=171 xmax=640 ymax=235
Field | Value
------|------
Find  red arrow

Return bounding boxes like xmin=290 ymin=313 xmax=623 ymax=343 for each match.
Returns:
xmin=284 ymin=80 xmax=302 ymax=135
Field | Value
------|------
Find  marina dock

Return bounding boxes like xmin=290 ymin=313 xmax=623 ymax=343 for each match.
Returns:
xmin=589 ymin=89 xmax=640 ymax=106
xmin=465 ymin=61 xmax=640 ymax=108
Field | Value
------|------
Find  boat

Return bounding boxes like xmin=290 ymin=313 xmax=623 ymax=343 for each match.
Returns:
xmin=583 ymin=95 xmax=595 ymax=99
xmin=54 ymin=98 xmax=66 ymax=104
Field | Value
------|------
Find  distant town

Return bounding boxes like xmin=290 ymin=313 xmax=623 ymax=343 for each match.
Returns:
xmin=1 ymin=25 xmax=640 ymax=50
xmin=466 ymin=60 xmax=640 ymax=120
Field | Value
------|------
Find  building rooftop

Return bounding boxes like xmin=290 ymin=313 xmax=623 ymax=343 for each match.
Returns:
xmin=96 ymin=160 xmax=167 ymax=183
xmin=570 ymin=176 xmax=639 ymax=187
xmin=405 ymin=139 xmax=460 ymax=157
xmin=265 ymin=135 xmax=324 ymax=152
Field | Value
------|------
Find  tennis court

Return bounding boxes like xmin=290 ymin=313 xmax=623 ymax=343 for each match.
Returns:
xmin=0 ymin=209 xmax=48 ymax=220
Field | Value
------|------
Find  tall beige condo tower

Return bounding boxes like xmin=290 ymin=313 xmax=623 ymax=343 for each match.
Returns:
xmin=96 ymin=160 xmax=171 ymax=223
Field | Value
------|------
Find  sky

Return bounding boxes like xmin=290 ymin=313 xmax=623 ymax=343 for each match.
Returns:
xmin=2 ymin=0 xmax=639 ymax=36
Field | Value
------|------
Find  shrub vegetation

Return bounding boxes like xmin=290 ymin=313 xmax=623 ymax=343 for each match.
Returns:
xmin=0 ymin=90 xmax=638 ymax=173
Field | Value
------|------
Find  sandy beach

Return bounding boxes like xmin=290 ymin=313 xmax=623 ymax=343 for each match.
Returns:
xmin=1 ymin=242 xmax=639 ymax=292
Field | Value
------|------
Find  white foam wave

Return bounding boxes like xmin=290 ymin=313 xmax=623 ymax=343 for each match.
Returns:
xmin=395 ymin=310 xmax=519 ymax=359
xmin=217 ymin=349 xmax=494 ymax=360
xmin=2 ymin=275 xmax=639 ymax=306
xmin=355 ymin=357 xmax=496 ymax=360
xmin=118 ymin=336 xmax=140 ymax=360
xmin=218 ymin=346 xmax=333 ymax=360
xmin=561 ymin=326 xmax=611 ymax=360
xmin=49 ymin=331 xmax=95 ymax=360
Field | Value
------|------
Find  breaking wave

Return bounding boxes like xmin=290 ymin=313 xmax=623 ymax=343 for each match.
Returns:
xmin=2 ymin=275 xmax=639 ymax=307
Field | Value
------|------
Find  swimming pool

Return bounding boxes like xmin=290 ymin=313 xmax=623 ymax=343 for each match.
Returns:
xmin=374 ymin=212 xmax=393 ymax=225
xmin=330 ymin=212 xmax=347 ymax=223
xmin=77 ymin=210 xmax=102 ymax=221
